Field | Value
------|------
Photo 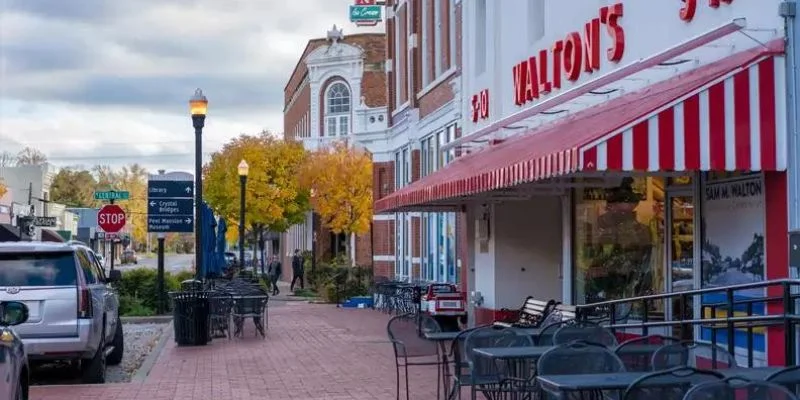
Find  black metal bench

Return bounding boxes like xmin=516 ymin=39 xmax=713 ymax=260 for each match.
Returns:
xmin=494 ymin=297 xmax=557 ymax=328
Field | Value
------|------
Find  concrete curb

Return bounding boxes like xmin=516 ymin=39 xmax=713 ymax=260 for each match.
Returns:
xmin=274 ymin=296 xmax=320 ymax=302
xmin=121 ymin=315 xmax=173 ymax=324
xmin=131 ymin=321 xmax=172 ymax=383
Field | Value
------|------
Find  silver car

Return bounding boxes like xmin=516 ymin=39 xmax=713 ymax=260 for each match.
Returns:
xmin=0 ymin=242 xmax=124 ymax=384
xmin=1 ymin=301 xmax=30 ymax=400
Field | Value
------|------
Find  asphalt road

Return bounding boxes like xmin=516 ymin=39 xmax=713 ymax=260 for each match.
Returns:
xmin=112 ymin=253 xmax=195 ymax=273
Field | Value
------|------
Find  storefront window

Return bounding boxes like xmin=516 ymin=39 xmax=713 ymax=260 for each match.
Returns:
xmin=573 ymin=177 xmax=666 ymax=311
xmin=447 ymin=213 xmax=457 ymax=283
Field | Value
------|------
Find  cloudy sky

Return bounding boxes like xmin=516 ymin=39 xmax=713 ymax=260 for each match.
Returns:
xmin=0 ymin=0 xmax=382 ymax=173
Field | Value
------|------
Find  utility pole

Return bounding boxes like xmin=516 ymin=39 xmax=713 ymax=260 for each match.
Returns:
xmin=27 ymin=182 xmax=32 ymax=206
xmin=109 ymin=198 xmax=116 ymax=272
xmin=156 ymin=233 xmax=166 ymax=314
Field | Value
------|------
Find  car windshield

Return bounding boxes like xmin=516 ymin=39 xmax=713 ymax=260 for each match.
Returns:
xmin=0 ymin=251 xmax=78 ymax=287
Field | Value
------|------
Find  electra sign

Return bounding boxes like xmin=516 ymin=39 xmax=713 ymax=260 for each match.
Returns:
xmin=513 ymin=3 xmax=625 ymax=107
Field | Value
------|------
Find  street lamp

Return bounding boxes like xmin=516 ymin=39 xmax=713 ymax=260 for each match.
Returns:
xmin=190 ymin=88 xmax=208 ymax=280
xmin=237 ymin=159 xmax=249 ymax=272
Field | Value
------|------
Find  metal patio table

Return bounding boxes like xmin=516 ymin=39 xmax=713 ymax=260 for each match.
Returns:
xmin=536 ymin=366 xmax=786 ymax=397
xmin=424 ymin=331 xmax=461 ymax=399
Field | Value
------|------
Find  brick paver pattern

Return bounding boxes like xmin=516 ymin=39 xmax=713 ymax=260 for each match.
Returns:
xmin=31 ymin=301 xmax=449 ymax=400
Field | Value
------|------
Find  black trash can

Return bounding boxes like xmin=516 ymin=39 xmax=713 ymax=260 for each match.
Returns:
xmin=181 ymin=279 xmax=203 ymax=291
xmin=170 ymin=291 xmax=210 ymax=346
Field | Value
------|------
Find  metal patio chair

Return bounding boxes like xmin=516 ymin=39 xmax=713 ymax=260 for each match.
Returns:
xmin=553 ymin=324 xmax=618 ymax=347
xmin=622 ymin=366 xmax=724 ymax=400
xmin=464 ymin=326 xmax=535 ymax=400
xmin=650 ymin=340 xmax=737 ymax=370
xmin=232 ymin=296 xmax=269 ymax=338
xmin=768 ymin=365 xmax=800 ymax=396
xmin=614 ymin=334 xmax=681 ymax=372
xmin=387 ymin=313 xmax=443 ymax=400
xmin=683 ymin=376 xmax=800 ymax=400
xmin=208 ymin=292 xmax=234 ymax=339
xmin=536 ymin=341 xmax=626 ymax=400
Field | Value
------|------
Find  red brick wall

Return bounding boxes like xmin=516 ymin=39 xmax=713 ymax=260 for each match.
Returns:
xmin=374 ymin=261 xmax=394 ymax=280
xmin=418 ymin=78 xmax=455 ymax=119
xmin=284 ymin=85 xmax=310 ymax=141
xmin=372 ymin=219 xmax=395 ymax=257
xmin=355 ymin=232 xmax=372 ymax=267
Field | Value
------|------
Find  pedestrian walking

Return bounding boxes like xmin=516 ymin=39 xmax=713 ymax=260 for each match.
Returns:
xmin=267 ymin=255 xmax=282 ymax=296
xmin=290 ymin=249 xmax=304 ymax=292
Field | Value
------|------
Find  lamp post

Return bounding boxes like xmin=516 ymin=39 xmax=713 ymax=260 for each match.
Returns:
xmin=190 ymin=88 xmax=208 ymax=280
xmin=237 ymin=159 xmax=249 ymax=271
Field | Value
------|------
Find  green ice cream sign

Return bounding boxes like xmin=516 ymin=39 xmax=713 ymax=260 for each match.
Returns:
xmin=350 ymin=5 xmax=382 ymax=22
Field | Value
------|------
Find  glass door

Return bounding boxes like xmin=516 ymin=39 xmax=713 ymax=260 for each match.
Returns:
xmin=666 ymin=191 xmax=696 ymax=340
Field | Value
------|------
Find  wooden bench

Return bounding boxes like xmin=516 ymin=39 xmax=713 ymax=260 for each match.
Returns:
xmin=552 ymin=303 xmax=577 ymax=321
xmin=494 ymin=297 xmax=557 ymax=328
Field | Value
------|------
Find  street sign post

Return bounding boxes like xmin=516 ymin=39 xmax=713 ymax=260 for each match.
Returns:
xmin=94 ymin=190 xmax=130 ymax=201
xmin=98 ymin=204 xmax=126 ymax=233
xmin=147 ymin=172 xmax=194 ymax=233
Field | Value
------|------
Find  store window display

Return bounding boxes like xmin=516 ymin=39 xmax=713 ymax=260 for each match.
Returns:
xmin=573 ymin=177 xmax=667 ymax=317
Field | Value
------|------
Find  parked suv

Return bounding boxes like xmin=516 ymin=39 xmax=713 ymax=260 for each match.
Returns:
xmin=0 ymin=242 xmax=124 ymax=383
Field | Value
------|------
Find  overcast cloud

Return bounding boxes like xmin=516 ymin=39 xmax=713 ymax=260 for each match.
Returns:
xmin=0 ymin=0 xmax=382 ymax=172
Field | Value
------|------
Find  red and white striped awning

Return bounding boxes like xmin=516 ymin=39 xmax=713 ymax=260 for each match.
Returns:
xmin=374 ymin=42 xmax=786 ymax=214
xmin=581 ymin=56 xmax=787 ymax=173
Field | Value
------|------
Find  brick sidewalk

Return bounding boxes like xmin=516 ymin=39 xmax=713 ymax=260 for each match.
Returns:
xmin=31 ymin=302 xmax=444 ymax=400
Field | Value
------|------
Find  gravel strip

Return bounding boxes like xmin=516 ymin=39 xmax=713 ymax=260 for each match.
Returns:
xmin=106 ymin=323 xmax=167 ymax=383
xmin=31 ymin=322 xmax=168 ymax=385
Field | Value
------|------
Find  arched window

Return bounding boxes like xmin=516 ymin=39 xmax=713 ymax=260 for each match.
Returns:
xmin=324 ymin=81 xmax=350 ymax=136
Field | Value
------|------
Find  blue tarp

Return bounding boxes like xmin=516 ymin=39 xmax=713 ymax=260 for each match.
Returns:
xmin=216 ymin=218 xmax=228 ymax=272
xmin=200 ymin=202 xmax=219 ymax=279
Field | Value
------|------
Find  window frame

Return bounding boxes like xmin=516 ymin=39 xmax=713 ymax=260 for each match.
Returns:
xmin=421 ymin=0 xmax=431 ymax=86
xmin=474 ymin=0 xmax=487 ymax=74
xmin=434 ymin=0 xmax=443 ymax=77
xmin=449 ymin=0 xmax=457 ymax=69
xmin=324 ymin=81 xmax=351 ymax=137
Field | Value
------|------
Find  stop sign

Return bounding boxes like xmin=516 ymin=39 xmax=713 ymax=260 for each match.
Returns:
xmin=98 ymin=204 xmax=127 ymax=233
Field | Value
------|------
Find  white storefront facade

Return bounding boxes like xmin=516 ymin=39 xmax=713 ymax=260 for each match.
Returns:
xmin=376 ymin=0 xmax=794 ymax=366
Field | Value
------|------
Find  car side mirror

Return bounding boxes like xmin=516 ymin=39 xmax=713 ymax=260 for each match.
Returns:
xmin=108 ymin=269 xmax=122 ymax=283
xmin=0 ymin=301 xmax=29 ymax=327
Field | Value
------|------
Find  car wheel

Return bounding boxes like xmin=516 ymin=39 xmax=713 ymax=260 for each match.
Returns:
xmin=81 ymin=331 xmax=106 ymax=384
xmin=106 ymin=318 xmax=124 ymax=366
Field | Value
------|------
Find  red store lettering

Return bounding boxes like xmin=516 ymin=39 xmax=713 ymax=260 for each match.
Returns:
xmin=471 ymin=89 xmax=490 ymax=122
xmin=513 ymin=3 xmax=625 ymax=106
xmin=679 ymin=0 xmax=734 ymax=22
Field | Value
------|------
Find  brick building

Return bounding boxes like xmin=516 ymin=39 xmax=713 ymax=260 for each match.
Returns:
xmin=281 ymin=26 xmax=387 ymax=274
xmin=373 ymin=0 xmax=467 ymax=290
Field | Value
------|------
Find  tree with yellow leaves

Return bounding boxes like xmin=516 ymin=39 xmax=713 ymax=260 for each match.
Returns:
xmin=204 ymin=131 xmax=310 ymax=265
xmin=299 ymin=142 xmax=373 ymax=262
xmin=0 ymin=179 xmax=8 ymax=198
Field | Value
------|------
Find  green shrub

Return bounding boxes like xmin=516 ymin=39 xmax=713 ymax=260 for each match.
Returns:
xmin=116 ymin=268 xmax=193 ymax=315
xmin=119 ymin=294 xmax=156 ymax=316
xmin=308 ymin=257 xmax=372 ymax=303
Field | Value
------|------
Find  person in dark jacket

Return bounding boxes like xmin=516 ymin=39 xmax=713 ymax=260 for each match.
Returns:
xmin=290 ymin=249 xmax=304 ymax=291
xmin=267 ymin=255 xmax=282 ymax=296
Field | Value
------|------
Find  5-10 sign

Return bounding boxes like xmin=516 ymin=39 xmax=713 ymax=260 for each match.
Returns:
xmin=97 ymin=204 xmax=127 ymax=233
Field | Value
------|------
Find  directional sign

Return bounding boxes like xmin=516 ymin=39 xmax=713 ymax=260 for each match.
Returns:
xmin=147 ymin=216 xmax=194 ymax=233
xmin=32 ymin=216 xmax=57 ymax=227
xmin=94 ymin=190 xmax=130 ymax=201
xmin=147 ymin=172 xmax=194 ymax=233
xmin=147 ymin=198 xmax=194 ymax=216
xmin=147 ymin=180 xmax=194 ymax=198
